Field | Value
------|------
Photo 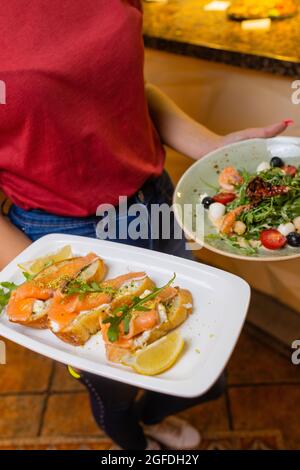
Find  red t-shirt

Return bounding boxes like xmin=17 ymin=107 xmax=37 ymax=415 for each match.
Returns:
xmin=0 ymin=0 xmax=165 ymax=216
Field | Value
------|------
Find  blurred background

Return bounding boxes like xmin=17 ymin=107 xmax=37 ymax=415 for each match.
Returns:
xmin=143 ymin=0 xmax=300 ymax=342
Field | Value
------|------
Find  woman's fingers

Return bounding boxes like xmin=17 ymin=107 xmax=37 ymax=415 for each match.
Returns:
xmin=222 ymin=120 xmax=294 ymax=145
xmin=239 ymin=120 xmax=292 ymax=139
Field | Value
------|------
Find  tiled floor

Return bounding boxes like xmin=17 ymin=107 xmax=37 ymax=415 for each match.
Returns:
xmin=1 ymin=320 xmax=299 ymax=449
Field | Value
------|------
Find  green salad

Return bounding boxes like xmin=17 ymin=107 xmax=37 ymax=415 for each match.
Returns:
xmin=201 ymin=156 xmax=300 ymax=256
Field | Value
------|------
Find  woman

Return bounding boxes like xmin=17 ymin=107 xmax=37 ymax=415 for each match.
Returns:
xmin=0 ymin=0 xmax=290 ymax=450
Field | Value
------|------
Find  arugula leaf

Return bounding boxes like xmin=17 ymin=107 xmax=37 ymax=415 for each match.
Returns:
xmin=205 ymin=234 xmax=258 ymax=256
xmin=102 ymin=306 xmax=128 ymax=342
xmin=0 ymin=282 xmax=18 ymax=315
xmin=122 ymin=312 xmax=132 ymax=335
xmin=130 ymin=273 xmax=176 ymax=312
xmin=0 ymin=282 xmax=18 ymax=290
xmin=102 ymin=273 xmax=177 ymax=343
xmin=105 ymin=316 xmax=123 ymax=343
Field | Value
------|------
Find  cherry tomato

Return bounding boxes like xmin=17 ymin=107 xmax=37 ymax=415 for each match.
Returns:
xmin=213 ymin=192 xmax=236 ymax=205
xmin=260 ymin=229 xmax=287 ymax=250
xmin=283 ymin=165 xmax=297 ymax=177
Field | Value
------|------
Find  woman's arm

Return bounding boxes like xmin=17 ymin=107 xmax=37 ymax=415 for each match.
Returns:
xmin=0 ymin=215 xmax=31 ymax=270
xmin=145 ymin=83 xmax=290 ymax=160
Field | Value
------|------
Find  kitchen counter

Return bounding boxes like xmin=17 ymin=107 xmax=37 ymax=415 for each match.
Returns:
xmin=143 ymin=0 xmax=300 ymax=77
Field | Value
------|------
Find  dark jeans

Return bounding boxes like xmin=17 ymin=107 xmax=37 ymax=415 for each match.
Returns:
xmin=8 ymin=170 xmax=225 ymax=450
xmin=81 ymin=371 xmax=225 ymax=450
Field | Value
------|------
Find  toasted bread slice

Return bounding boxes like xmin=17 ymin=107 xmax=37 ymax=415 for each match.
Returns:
xmin=48 ymin=272 xmax=156 ymax=346
xmin=146 ymin=288 xmax=193 ymax=344
xmin=74 ymin=257 xmax=107 ymax=284
xmin=103 ymin=272 xmax=156 ymax=309
xmin=49 ymin=296 xmax=111 ymax=346
xmin=7 ymin=253 xmax=105 ymax=329
xmin=103 ymin=287 xmax=193 ymax=364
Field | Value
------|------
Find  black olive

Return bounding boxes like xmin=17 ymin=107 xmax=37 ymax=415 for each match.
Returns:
xmin=202 ymin=196 xmax=214 ymax=209
xmin=270 ymin=156 xmax=284 ymax=168
xmin=287 ymin=232 xmax=300 ymax=247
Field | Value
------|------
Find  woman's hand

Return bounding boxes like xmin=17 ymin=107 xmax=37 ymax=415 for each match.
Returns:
xmin=0 ymin=215 xmax=31 ymax=270
xmin=145 ymin=83 xmax=293 ymax=160
xmin=217 ymin=120 xmax=293 ymax=149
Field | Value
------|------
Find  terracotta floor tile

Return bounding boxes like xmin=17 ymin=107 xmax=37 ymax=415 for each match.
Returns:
xmin=51 ymin=363 xmax=84 ymax=392
xmin=0 ymin=395 xmax=45 ymax=437
xmin=229 ymin=385 xmax=300 ymax=449
xmin=42 ymin=392 xmax=102 ymax=436
xmin=0 ymin=340 xmax=53 ymax=393
xmin=227 ymin=331 xmax=300 ymax=385
xmin=179 ymin=396 xmax=230 ymax=433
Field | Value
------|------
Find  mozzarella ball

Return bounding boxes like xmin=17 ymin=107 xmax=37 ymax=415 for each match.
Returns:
xmin=278 ymin=222 xmax=295 ymax=237
xmin=209 ymin=202 xmax=226 ymax=220
xmin=256 ymin=161 xmax=271 ymax=173
xmin=234 ymin=221 xmax=246 ymax=235
xmin=293 ymin=216 xmax=300 ymax=231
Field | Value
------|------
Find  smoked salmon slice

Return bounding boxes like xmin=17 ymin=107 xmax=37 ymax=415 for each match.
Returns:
xmin=7 ymin=253 xmax=105 ymax=328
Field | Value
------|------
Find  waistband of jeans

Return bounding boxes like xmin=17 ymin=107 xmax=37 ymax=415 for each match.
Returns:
xmin=8 ymin=205 xmax=99 ymax=225
xmin=8 ymin=171 xmax=170 ymax=222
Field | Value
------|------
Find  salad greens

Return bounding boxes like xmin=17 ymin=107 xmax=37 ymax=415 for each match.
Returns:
xmin=206 ymin=233 xmax=258 ymax=256
xmin=205 ymin=164 xmax=300 ymax=255
xmin=236 ymin=167 xmax=300 ymax=238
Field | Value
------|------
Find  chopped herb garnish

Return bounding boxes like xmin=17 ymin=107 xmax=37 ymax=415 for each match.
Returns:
xmin=63 ymin=279 xmax=115 ymax=298
xmin=122 ymin=312 xmax=132 ymax=335
xmin=102 ymin=273 xmax=176 ymax=343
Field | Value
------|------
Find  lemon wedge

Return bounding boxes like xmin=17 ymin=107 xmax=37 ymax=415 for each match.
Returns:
xmin=131 ymin=331 xmax=184 ymax=376
xmin=18 ymin=245 xmax=73 ymax=275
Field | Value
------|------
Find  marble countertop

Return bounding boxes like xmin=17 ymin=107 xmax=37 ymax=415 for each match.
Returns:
xmin=143 ymin=0 xmax=300 ymax=77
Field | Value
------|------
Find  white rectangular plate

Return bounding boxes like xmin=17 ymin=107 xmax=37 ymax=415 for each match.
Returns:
xmin=0 ymin=234 xmax=250 ymax=397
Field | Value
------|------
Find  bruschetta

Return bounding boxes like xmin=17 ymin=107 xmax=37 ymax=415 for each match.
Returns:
xmin=100 ymin=286 xmax=193 ymax=364
xmin=47 ymin=272 xmax=156 ymax=346
xmin=7 ymin=253 xmax=106 ymax=329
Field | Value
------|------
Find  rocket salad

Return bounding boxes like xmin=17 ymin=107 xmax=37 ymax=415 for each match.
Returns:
xmin=202 ymin=156 xmax=300 ymax=256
